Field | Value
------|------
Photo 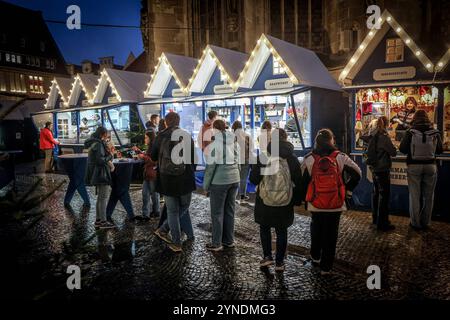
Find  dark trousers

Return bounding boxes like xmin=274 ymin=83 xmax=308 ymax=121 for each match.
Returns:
xmin=310 ymin=212 xmax=341 ymax=272
xmin=106 ymin=192 xmax=135 ymax=220
xmin=260 ymin=225 xmax=288 ymax=264
xmin=371 ymin=171 xmax=391 ymax=228
xmin=64 ymin=180 xmax=90 ymax=206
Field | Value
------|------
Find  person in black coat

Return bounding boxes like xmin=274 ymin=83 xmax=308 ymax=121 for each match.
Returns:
xmin=151 ymin=112 xmax=197 ymax=253
xmin=250 ymin=129 xmax=302 ymax=272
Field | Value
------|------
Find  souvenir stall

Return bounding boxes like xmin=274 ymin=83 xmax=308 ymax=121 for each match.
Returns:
xmin=341 ymin=10 xmax=450 ymax=218
xmin=138 ymin=52 xmax=199 ymax=138
xmin=233 ymin=34 xmax=346 ymax=154
xmin=186 ymin=45 xmax=249 ymax=127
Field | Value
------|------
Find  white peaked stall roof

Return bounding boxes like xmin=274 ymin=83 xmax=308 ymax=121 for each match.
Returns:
xmin=92 ymin=68 xmax=151 ymax=104
xmin=339 ymin=10 xmax=434 ymax=83
xmin=188 ymin=45 xmax=248 ymax=93
xmin=236 ymin=34 xmax=341 ymax=91
xmin=67 ymin=73 xmax=100 ymax=106
xmin=45 ymin=77 xmax=74 ymax=108
xmin=145 ymin=53 xmax=197 ymax=98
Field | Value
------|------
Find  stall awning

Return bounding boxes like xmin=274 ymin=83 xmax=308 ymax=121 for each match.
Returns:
xmin=139 ymin=97 xmax=189 ymax=105
xmin=234 ymin=86 xmax=307 ymax=98
xmin=182 ymin=93 xmax=237 ymax=102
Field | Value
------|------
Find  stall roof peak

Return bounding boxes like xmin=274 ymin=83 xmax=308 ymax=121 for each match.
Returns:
xmin=72 ymin=73 xmax=100 ymax=101
xmin=339 ymin=10 xmax=435 ymax=84
xmin=187 ymin=45 xmax=249 ymax=93
xmin=92 ymin=68 xmax=151 ymax=104
xmin=236 ymin=34 xmax=341 ymax=91
xmin=45 ymin=77 xmax=74 ymax=108
xmin=145 ymin=53 xmax=197 ymax=97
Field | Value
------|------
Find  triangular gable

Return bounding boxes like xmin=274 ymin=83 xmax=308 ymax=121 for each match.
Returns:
xmin=436 ymin=49 xmax=450 ymax=72
xmin=45 ymin=77 xmax=74 ymax=109
xmin=188 ymin=45 xmax=248 ymax=93
xmin=339 ymin=10 xmax=434 ymax=84
xmin=236 ymin=34 xmax=341 ymax=91
xmin=67 ymin=73 xmax=99 ymax=107
xmin=145 ymin=53 xmax=197 ymax=98
xmin=92 ymin=68 xmax=151 ymax=104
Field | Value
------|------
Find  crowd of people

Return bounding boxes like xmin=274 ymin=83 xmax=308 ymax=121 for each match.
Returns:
xmin=39 ymin=107 xmax=443 ymax=275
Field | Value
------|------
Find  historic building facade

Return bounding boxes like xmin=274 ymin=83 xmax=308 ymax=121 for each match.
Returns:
xmin=140 ymin=0 xmax=450 ymax=73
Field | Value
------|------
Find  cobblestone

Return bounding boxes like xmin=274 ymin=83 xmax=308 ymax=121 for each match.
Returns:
xmin=2 ymin=173 xmax=450 ymax=300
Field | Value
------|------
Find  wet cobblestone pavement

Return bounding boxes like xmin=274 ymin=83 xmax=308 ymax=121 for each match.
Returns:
xmin=2 ymin=173 xmax=450 ymax=300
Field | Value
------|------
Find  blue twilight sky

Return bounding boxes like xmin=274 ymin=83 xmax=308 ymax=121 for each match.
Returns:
xmin=4 ymin=0 xmax=144 ymax=65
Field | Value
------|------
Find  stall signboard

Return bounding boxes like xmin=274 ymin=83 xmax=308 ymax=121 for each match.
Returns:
xmin=367 ymin=162 xmax=408 ymax=186
xmin=214 ymin=84 xmax=234 ymax=94
xmin=373 ymin=66 xmax=416 ymax=81
xmin=265 ymin=78 xmax=293 ymax=90
xmin=172 ymin=88 xmax=189 ymax=97
xmin=108 ymin=96 xmax=119 ymax=104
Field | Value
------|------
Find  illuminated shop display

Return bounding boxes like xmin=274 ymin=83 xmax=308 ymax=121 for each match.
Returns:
xmin=444 ymin=86 xmax=450 ymax=152
xmin=354 ymin=86 xmax=438 ymax=149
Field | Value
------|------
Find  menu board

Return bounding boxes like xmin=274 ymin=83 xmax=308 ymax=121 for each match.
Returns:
xmin=355 ymin=86 xmax=438 ymax=149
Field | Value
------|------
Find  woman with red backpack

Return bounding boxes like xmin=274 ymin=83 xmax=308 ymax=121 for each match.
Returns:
xmin=301 ymin=129 xmax=361 ymax=275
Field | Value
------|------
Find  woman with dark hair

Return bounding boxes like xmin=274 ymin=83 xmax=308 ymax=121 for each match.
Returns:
xmin=365 ymin=116 xmax=397 ymax=231
xmin=136 ymin=130 xmax=160 ymax=220
xmin=301 ymin=129 xmax=361 ymax=275
xmin=158 ymin=118 xmax=167 ymax=133
xmin=84 ymin=126 xmax=115 ymax=229
xmin=400 ymin=110 xmax=443 ymax=230
xmin=231 ymin=120 xmax=253 ymax=202
xmin=391 ymin=96 xmax=417 ymax=141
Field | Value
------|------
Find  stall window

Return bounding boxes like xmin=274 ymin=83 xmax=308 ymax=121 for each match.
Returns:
xmin=56 ymin=111 xmax=78 ymax=144
xmin=79 ymin=109 xmax=102 ymax=142
xmin=273 ymin=57 xmax=284 ymax=75
xmin=104 ymin=105 xmax=131 ymax=145
xmin=177 ymin=102 xmax=203 ymax=145
xmin=354 ymin=86 xmax=438 ymax=150
xmin=386 ymin=38 xmax=404 ymax=63
xmin=291 ymin=91 xmax=312 ymax=149
xmin=444 ymin=86 xmax=450 ymax=152
xmin=137 ymin=104 xmax=161 ymax=129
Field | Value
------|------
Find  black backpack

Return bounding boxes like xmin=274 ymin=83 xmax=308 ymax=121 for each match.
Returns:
xmin=363 ymin=134 xmax=378 ymax=167
xmin=158 ymin=133 xmax=186 ymax=176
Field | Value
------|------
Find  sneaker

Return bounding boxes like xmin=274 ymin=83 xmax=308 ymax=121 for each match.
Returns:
xmin=275 ymin=262 xmax=285 ymax=272
xmin=223 ymin=242 xmax=235 ymax=249
xmin=409 ymin=223 xmax=422 ymax=231
xmin=94 ymin=220 xmax=102 ymax=228
xmin=259 ymin=256 xmax=274 ymax=267
xmin=99 ymin=221 xmax=116 ymax=229
xmin=167 ymin=243 xmax=182 ymax=253
xmin=206 ymin=243 xmax=223 ymax=252
xmin=154 ymin=229 xmax=171 ymax=243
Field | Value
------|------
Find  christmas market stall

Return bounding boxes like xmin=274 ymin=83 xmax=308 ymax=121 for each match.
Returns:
xmin=340 ymin=10 xmax=450 ymax=218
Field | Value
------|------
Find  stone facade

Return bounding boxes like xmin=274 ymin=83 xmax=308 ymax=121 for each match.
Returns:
xmin=140 ymin=0 xmax=450 ymax=71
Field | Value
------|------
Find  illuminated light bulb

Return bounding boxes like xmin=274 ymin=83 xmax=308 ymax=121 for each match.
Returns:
xmin=426 ymin=63 xmax=432 ymax=68
xmin=387 ymin=17 xmax=392 ymax=22
xmin=405 ymin=39 xmax=411 ymax=44
xmin=415 ymin=51 xmax=421 ymax=56
xmin=342 ymin=70 xmax=348 ymax=76
xmin=257 ymin=39 xmax=261 ymax=45
xmin=369 ymin=31 xmax=374 ymax=36
xmin=396 ymin=27 xmax=401 ymax=32
xmin=378 ymin=17 xmax=383 ymax=22
xmin=351 ymin=58 xmax=356 ymax=63
xmin=438 ymin=62 xmax=444 ymax=67
xmin=359 ymin=44 xmax=365 ymax=50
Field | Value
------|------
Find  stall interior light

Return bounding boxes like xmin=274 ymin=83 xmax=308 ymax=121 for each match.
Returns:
xmin=339 ymin=10 xmax=434 ymax=82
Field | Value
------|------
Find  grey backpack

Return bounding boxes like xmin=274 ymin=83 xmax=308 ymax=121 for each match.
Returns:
xmin=410 ymin=129 xmax=439 ymax=161
xmin=258 ymin=157 xmax=293 ymax=207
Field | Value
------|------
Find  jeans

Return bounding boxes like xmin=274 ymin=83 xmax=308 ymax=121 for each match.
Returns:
xmin=160 ymin=193 xmax=194 ymax=246
xmin=239 ymin=164 xmax=250 ymax=197
xmin=310 ymin=212 xmax=341 ymax=272
xmin=371 ymin=171 xmax=391 ymax=228
xmin=106 ymin=191 xmax=135 ymax=220
xmin=407 ymin=164 xmax=438 ymax=228
xmin=209 ymin=183 xmax=239 ymax=247
xmin=96 ymin=185 xmax=110 ymax=221
xmin=260 ymin=225 xmax=288 ymax=263
xmin=64 ymin=180 xmax=90 ymax=206
xmin=142 ymin=180 xmax=160 ymax=217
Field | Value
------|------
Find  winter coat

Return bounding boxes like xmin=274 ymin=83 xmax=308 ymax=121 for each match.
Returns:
xmin=205 ymin=131 xmax=240 ymax=185
xmin=399 ymin=124 xmax=443 ymax=165
xmin=151 ymin=126 xmax=197 ymax=197
xmin=300 ymin=147 xmax=362 ymax=213
xmin=39 ymin=127 xmax=58 ymax=150
xmin=249 ymin=140 xmax=302 ymax=229
xmin=84 ymin=137 xmax=113 ymax=186
xmin=365 ymin=129 xmax=397 ymax=173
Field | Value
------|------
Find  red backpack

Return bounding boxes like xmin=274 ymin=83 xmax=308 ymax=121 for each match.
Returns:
xmin=305 ymin=151 xmax=345 ymax=209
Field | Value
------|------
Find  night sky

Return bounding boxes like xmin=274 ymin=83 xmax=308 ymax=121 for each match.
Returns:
xmin=4 ymin=0 xmax=144 ymax=66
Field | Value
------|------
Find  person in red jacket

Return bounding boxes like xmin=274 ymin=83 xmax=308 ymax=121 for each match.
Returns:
xmin=39 ymin=121 xmax=59 ymax=173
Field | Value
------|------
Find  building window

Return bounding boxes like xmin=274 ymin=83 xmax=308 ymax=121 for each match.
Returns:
xmin=29 ymin=76 xmax=45 ymax=94
xmin=273 ymin=57 xmax=285 ymax=75
xmin=5 ymin=53 xmax=10 ymax=62
xmin=16 ymin=55 xmax=22 ymax=64
xmin=386 ymin=38 xmax=404 ymax=63
xmin=11 ymin=54 xmax=16 ymax=63
xmin=20 ymin=38 xmax=26 ymax=48
xmin=35 ymin=57 xmax=40 ymax=67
